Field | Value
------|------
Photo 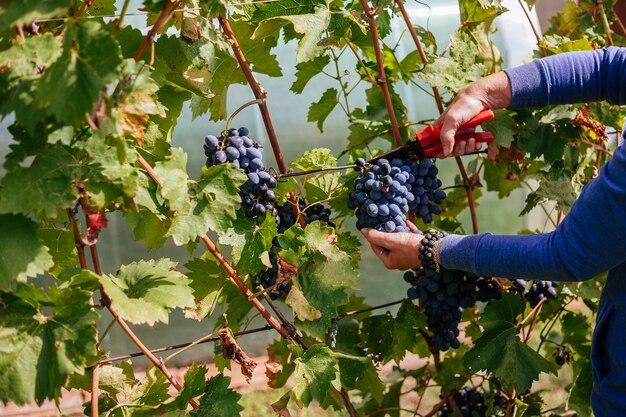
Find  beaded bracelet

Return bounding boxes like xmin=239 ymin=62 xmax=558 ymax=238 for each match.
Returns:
xmin=418 ymin=230 xmax=448 ymax=272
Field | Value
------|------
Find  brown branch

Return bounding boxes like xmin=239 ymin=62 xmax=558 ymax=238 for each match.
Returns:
xmin=74 ymin=0 xmax=95 ymax=18
xmin=393 ymin=0 xmax=444 ymax=114
xmin=358 ymin=0 xmax=403 ymax=147
xmin=134 ymin=0 xmax=179 ymax=62
xmin=522 ymin=298 xmax=546 ymax=345
xmin=91 ymin=363 xmax=100 ymax=417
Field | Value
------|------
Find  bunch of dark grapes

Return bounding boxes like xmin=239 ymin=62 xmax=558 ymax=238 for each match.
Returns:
xmin=407 ymin=158 xmax=446 ymax=224
xmin=257 ymin=199 xmax=335 ymax=299
xmin=348 ymin=157 xmax=445 ymax=231
xmin=509 ymin=279 xmax=559 ymax=307
xmin=439 ymin=386 xmax=506 ymax=417
xmin=554 ymin=345 xmax=573 ymax=366
xmin=204 ymin=127 xmax=278 ymax=219
xmin=406 ymin=266 xmax=502 ymax=351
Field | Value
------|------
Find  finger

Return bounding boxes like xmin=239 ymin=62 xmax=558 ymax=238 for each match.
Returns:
xmin=362 ymin=227 xmax=394 ymax=248
xmin=465 ymin=137 xmax=476 ymax=154
xmin=405 ymin=220 xmax=418 ymax=232
xmin=438 ymin=115 xmax=462 ymax=157
xmin=474 ymin=141 xmax=482 ymax=151
xmin=368 ymin=242 xmax=392 ymax=268
xmin=452 ymin=140 xmax=466 ymax=157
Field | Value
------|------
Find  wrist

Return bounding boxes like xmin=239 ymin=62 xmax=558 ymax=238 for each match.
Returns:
xmin=418 ymin=230 xmax=448 ymax=272
xmin=463 ymin=71 xmax=512 ymax=110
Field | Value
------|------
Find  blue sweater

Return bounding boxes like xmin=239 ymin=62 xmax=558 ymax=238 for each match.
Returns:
xmin=439 ymin=47 xmax=626 ymax=416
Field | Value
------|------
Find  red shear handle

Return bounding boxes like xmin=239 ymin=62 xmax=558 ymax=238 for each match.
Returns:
xmin=416 ymin=109 xmax=495 ymax=147
xmin=422 ymin=132 xmax=494 ymax=158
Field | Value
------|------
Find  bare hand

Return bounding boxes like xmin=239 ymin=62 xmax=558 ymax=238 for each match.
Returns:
xmin=433 ymin=71 xmax=512 ymax=157
xmin=361 ymin=228 xmax=423 ymax=270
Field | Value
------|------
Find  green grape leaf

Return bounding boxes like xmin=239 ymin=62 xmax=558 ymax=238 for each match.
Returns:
xmin=169 ymin=162 xmax=248 ymax=246
xmin=124 ymin=210 xmax=171 ymax=250
xmin=420 ymin=31 xmax=485 ymax=92
xmin=253 ymin=6 xmax=331 ymax=63
xmin=98 ymin=259 xmax=195 ymax=326
xmin=183 ymin=256 xmax=229 ymax=321
xmin=291 ymin=344 xmax=340 ymax=407
xmin=154 ymin=147 xmax=189 ymax=213
xmin=38 ymin=224 xmax=77 ymax=279
xmin=335 ymin=352 xmax=383 ymax=401
xmin=0 ymin=285 xmax=99 ymax=405
xmin=192 ymin=374 xmax=243 ymax=417
xmin=478 ymin=292 xmax=525 ymax=332
xmin=165 ymin=364 xmax=208 ymax=411
xmin=0 ymin=0 xmax=70 ymax=32
xmin=567 ymin=357 xmax=593 ymax=417
xmin=251 ymin=0 xmax=326 ymax=22
xmin=279 ymin=223 xmax=358 ymax=338
xmin=521 ymin=169 xmax=578 ymax=216
xmin=361 ymin=300 xmax=428 ymax=364
xmin=464 ymin=327 xmax=556 ymax=392
xmin=266 ymin=338 xmax=298 ymax=389
xmin=219 ymin=212 xmax=277 ymax=276
xmin=229 ymin=18 xmax=282 ymax=77
xmin=285 ymin=284 xmax=322 ymax=321
xmin=0 ymin=215 xmax=53 ymax=289
xmin=36 ymin=21 xmax=122 ymax=125
xmin=517 ymin=113 xmax=576 ymax=164
xmin=0 ymin=144 xmax=81 ymax=219
xmin=290 ymin=147 xmax=337 ymax=171
xmin=482 ymin=109 xmax=517 ymax=147
xmin=291 ymin=54 xmax=330 ymax=94
xmin=336 ymin=231 xmax=361 ymax=269
xmin=307 ymin=88 xmax=339 ymax=132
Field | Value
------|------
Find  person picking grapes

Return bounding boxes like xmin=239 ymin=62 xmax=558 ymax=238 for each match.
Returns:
xmin=361 ymin=47 xmax=626 ymax=416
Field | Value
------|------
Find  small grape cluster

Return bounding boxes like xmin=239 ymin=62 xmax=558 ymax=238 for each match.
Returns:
xmin=555 ymin=345 xmax=573 ymax=366
xmin=439 ymin=386 xmax=506 ymax=417
xmin=509 ymin=279 xmax=559 ymax=307
xmin=203 ymin=127 xmax=278 ymax=218
xmin=348 ymin=157 xmax=446 ymax=232
xmin=256 ymin=199 xmax=335 ymax=299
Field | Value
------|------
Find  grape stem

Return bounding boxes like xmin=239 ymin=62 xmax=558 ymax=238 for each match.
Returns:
xmin=162 ymin=329 xmax=221 ymax=364
xmin=134 ymin=0 xmax=180 ymax=62
xmin=226 ymin=98 xmax=264 ymax=131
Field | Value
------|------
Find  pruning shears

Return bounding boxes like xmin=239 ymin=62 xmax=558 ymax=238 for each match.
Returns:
xmin=277 ymin=109 xmax=495 ymax=178
xmin=369 ymin=109 xmax=495 ymax=162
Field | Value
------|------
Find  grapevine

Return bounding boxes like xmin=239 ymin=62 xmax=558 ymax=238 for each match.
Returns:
xmin=0 ymin=1 xmax=620 ymax=417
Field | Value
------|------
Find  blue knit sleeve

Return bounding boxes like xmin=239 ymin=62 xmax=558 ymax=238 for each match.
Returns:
xmin=441 ymin=142 xmax=626 ymax=281
xmin=504 ymin=46 xmax=626 ymax=108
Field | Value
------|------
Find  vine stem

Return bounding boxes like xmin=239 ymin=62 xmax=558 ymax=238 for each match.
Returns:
xmin=343 ymin=37 xmax=377 ymax=85
xmin=218 ymin=16 xmax=305 ymax=228
xmin=74 ymin=0 xmax=95 ymax=18
xmin=117 ymin=0 xmax=131 ymax=29
xmin=134 ymin=0 xmax=180 ymax=62
xmin=395 ymin=0 xmax=479 ymax=233
xmin=101 ymin=325 xmax=272 ymax=363
xmin=226 ymin=98 xmax=264 ymax=130
xmin=516 ymin=0 xmax=546 ymax=56
xmin=522 ymin=298 xmax=547 ymax=345
xmin=358 ymin=0 xmax=403 ymax=147
xmin=598 ymin=0 xmax=614 ymax=46
xmin=393 ymin=0 xmax=444 ymax=114
xmin=69 ymin=211 xmax=199 ymax=409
